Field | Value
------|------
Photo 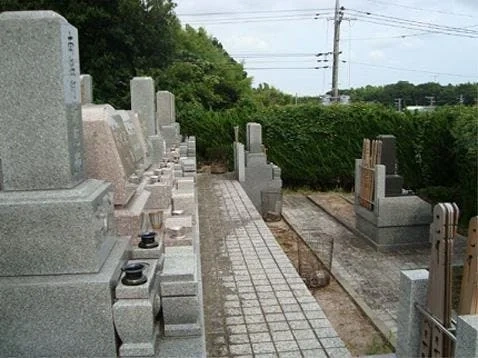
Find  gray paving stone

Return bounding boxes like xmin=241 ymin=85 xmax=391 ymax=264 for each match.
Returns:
xmin=245 ymin=315 xmax=265 ymax=324
xmin=326 ymin=347 xmax=353 ymax=357
xmin=314 ymin=328 xmax=339 ymax=338
xmin=260 ymin=298 xmax=279 ymax=306
xmin=320 ymin=337 xmax=346 ymax=348
xmin=266 ymin=313 xmax=286 ymax=322
xmin=262 ymin=305 xmax=282 ymax=314
xmin=242 ymin=299 xmax=260 ymax=307
xmin=249 ymin=332 xmax=272 ymax=343
xmin=309 ymin=319 xmax=333 ymax=329
xmin=284 ymin=311 xmax=306 ymax=321
xmin=302 ymin=349 xmax=328 ymax=357
xmin=230 ymin=343 xmax=252 ymax=355
xmin=243 ymin=307 xmax=262 ymax=315
xmin=293 ymin=329 xmax=316 ymax=340
xmin=274 ymin=340 xmax=299 ymax=352
xmin=297 ymin=339 xmax=322 ymax=350
xmin=281 ymin=304 xmax=301 ymax=312
xmin=271 ymin=330 xmax=294 ymax=342
xmin=278 ymin=297 xmax=297 ymax=305
xmin=226 ymin=308 xmax=242 ymax=317
xmin=227 ymin=325 xmax=247 ymax=335
xmin=252 ymin=342 xmax=276 ymax=354
xmin=247 ymin=323 xmax=269 ymax=333
xmin=229 ymin=334 xmax=250 ymax=344
xmin=226 ymin=316 xmax=245 ymax=325
xmin=278 ymin=350 xmax=302 ymax=357
xmin=258 ymin=291 xmax=276 ymax=299
xmin=225 ymin=301 xmax=241 ymax=309
xmin=267 ymin=321 xmax=290 ymax=332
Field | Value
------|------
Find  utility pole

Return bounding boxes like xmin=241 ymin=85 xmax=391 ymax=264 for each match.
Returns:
xmin=331 ymin=0 xmax=343 ymax=101
xmin=394 ymin=98 xmax=403 ymax=111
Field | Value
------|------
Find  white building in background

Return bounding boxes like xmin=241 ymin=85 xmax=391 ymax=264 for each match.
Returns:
xmin=405 ymin=105 xmax=436 ymax=112
xmin=320 ymin=94 xmax=350 ymax=105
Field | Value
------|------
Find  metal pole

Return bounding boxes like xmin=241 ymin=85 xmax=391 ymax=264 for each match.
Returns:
xmin=415 ymin=303 xmax=457 ymax=342
xmin=331 ymin=0 xmax=342 ymax=101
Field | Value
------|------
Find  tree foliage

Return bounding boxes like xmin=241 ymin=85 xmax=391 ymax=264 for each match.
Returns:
xmin=343 ymin=81 xmax=478 ymax=107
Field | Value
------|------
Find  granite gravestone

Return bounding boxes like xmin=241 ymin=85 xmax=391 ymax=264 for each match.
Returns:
xmin=82 ymin=104 xmax=138 ymax=206
xmin=377 ymin=134 xmax=403 ymax=196
xmin=131 ymin=76 xmax=156 ymax=138
xmin=157 ymin=90 xmax=176 ymax=126
xmin=0 ymin=11 xmax=127 ymax=356
xmin=0 ymin=11 xmax=84 ymax=191
xmin=80 ymin=74 xmax=93 ymax=105
xmin=117 ymin=109 xmax=146 ymax=169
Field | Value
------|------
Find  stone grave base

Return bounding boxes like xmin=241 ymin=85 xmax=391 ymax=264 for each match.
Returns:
xmin=114 ymin=190 xmax=151 ymax=237
xmin=355 ymin=196 xmax=432 ymax=251
xmin=0 ymin=238 xmax=128 ymax=357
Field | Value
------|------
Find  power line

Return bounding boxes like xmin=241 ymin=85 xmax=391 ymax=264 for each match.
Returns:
xmin=231 ymin=53 xmax=323 ymax=58
xmin=346 ymin=9 xmax=478 ymax=34
xmin=186 ymin=14 xmax=333 ymax=25
xmin=363 ymin=0 xmax=475 ymax=19
xmin=352 ymin=18 xmax=478 ymax=38
xmin=177 ymin=8 xmax=334 ymax=17
xmin=344 ymin=9 xmax=478 ymax=38
xmin=244 ymin=67 xmax=325 ymax=70
xmin=348 ymin=61 xmax=476 ymax=79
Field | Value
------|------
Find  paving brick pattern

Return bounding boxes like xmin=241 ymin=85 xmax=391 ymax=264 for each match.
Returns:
xmin=198 ymin=174 xmax=350 ymax=358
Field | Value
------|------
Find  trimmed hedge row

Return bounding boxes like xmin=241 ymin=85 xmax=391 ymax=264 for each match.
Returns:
xmin=178 ymin=103 xmax=477 ymax=222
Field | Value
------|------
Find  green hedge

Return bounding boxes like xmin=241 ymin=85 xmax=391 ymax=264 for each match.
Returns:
xmin=178 ymin=103 xmax=477 ymax=222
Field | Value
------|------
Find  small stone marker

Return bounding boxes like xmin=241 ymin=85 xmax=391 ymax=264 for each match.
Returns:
xmin=0 ymin=11 xmax=84 ymax=191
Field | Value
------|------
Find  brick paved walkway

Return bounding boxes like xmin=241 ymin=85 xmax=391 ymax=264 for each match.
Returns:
xmin=198 ymin=174 xmax=350 ymax=358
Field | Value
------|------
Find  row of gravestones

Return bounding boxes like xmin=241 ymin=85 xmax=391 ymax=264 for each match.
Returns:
xmin=0 ymin=11 xmax=204 ymax=357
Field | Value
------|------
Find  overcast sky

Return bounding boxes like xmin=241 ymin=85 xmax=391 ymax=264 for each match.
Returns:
xmin=174 ymin=0 xmax=478 ymax=96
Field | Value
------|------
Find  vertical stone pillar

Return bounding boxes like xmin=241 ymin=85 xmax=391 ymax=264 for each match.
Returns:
xmin=236 ymin=142 xmax=245 ymax=182
xmin=0 ymin=10 xmax=85 ymax=191
xmin=157 ymin=90 xmax=175 ymax=126
xmin=80 ymin=74 xmax=93 ymax=105
xmin=374 ymin=164 xmax=386 ymax=214
xmin=455 ymin=315 xmax=478 ymax=358
xmin=396 ymin=269 xmax=429 ymax=358
xmin=246 ymin=122 xmax=263 ymax=153
xmin=354 ymin=158 xmax=362 ymax=205
xmin=377 ymin=134 xmax=397 ymax=175
xmin=131 ymin=77 xmax=156 ymax=138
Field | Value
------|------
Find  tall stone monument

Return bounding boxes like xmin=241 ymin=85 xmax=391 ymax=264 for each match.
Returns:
xmin=234 ymin=122 xmax=282 ymax=218
xmin=0 ymin=11 xmax=127 ymax=356
xmin=131 ymin=77 xmax=166 ymax=165
xmin=377 ymin=134 xmax=403 ymax=196
xmin=157 ymin=90 xmax=180 ymax=150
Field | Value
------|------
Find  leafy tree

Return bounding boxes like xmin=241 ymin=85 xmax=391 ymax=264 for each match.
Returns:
xmin=154 ymin=25 xmax=252 ymax=112
xmin=252 ymin=83 xmax=294 ymax=107
xmin=1 ymin=0 xmax=180 ymax=108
